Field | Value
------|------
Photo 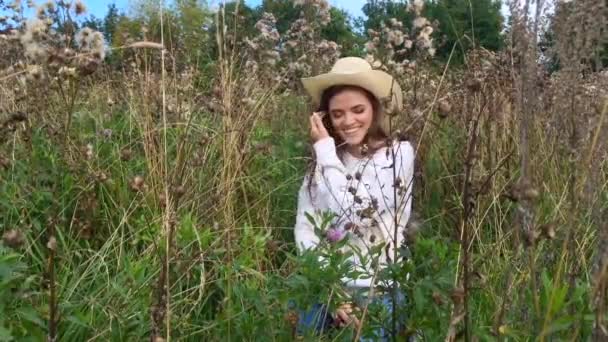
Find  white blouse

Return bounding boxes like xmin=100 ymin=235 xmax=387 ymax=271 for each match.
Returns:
xmin=294 ymin=136 xmax=415 ymax=288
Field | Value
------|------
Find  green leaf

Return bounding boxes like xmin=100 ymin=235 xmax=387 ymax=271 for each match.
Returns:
xmin=0 ymin=326 xmax=13 ymax=342
xmin=304 ymin=212 xmax=317 ymax=227
xmin=413 ymin=285 xmax=425 ymax=314
xmin=16 ymin=307 xmax=45 ymax=328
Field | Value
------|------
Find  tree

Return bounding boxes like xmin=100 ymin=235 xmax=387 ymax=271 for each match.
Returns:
xmin=258 ymin=0 xmax=363 ymax=56
xmin=539 ymin=0 xmax=607 ymax=73
xmin=82 ymin=15 xmax=103 ymax=32
xmin=321 ymin=8 xmax=365 ymax=56
xmin=425 ymin=0 xmax=504 ymax=62
xmin=362 ymin=0 xmax=414 ymax=34
xmin=362 ymin=0 xmax=504 ymax=63
xmin=102 ymin=4 xmax=121 ymax=45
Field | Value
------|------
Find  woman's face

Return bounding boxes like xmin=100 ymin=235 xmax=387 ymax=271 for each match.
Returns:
xmin=328 ymin=88 xmax=375 ymax=147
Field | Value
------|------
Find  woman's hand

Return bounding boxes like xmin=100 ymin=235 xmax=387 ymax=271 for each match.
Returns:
xmin=335 ymin=302 xmax=361 ymax=329
xmin=310 ymin=112 xmax=330 ymax=143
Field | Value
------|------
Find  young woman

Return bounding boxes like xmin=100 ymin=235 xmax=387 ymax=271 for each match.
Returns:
xmin=293 ymin=57 xmax=416 ymax=340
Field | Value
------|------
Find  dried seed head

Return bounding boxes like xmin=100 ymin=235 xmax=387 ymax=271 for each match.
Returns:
xmin=130 ymin=175 xmax=145 ymax=192
xmin=369 ymin=234 xmax=376 ymax=243
xmin=438 ymin=100 xmax=451 ymax=119
xmin=466 ymin=78 xmax=482 ymax=92
xmin=173 ymin=185 xmax=186 ymax=198
xmin=101 ymin=128 xmax=113 ymax=139
xmin=77 ymin=57 xmax=100 ymax=76
xmin=347 ymin=186 xmax=356 ymax=195
xmin=521 ymin=187 xmax=540 ymax=201
xmin=525 ymin=229 xmax=540 ymax=246
xmin=344 ymin=222 xmax=354 ymax=231
xmin=47 ymin=236 xmax=57 ymax=250
xmin=3 ymin=229 xmax=25 ymax=248
xmin=450 ymin=287 xmax=465 ymax=305
xmin=432 ymin=291 xmax=444 ymax=305
xmin=96 ymin=171 xmax=108 ymax=183
xmin=120 ymin=148 xmax=133 ymax=161
xmin=354 ymin=196 xmax=363 ymax=204
xmin=79 ymin=222 xmax=92 ymax=239
xmin=354 ymin=171 xmax=362 ymax=180
xmin=83 ymin=143 xmax=94 ymax=160
xmin=213 ymin=85 xmax=222 ymax=98
xmin=74 ymin=0 xmax=86 ymax=15
xmin=540 ymin=223 xmax=556 ymax=240
xmin=346 ymin=174 xmax=353 ymax=181
xmin=159 ymin=192 xmax=167 ymax=208
xmin=0 ymin=155 xmax=10 ymax=170
xmin=10 ymin=112 xmax=27 ymax=122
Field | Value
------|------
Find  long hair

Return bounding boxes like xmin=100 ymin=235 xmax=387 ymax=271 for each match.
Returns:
xmin=306 ymin=85 xmax=390 ymax=198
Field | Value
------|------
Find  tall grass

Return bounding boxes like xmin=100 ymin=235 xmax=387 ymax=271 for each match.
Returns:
xmin=0 ymin=0 xmax=607 ymax=341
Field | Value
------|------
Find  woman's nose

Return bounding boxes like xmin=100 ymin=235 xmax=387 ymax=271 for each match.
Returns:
xmin=344 ymin=112 xmax=356 ymax=125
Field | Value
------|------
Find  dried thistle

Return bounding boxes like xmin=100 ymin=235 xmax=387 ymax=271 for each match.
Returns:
xmin=3 ymin=229 xmax=25 ymax=248
xmin=47 ymin=236 xmax=57 ymax=250
xmin=130 ymin=175 xmax=145 ymax=192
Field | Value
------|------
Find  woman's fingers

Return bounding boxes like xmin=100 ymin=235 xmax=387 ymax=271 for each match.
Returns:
xmin=339 ymin=302 xmax=353 ymax=313
xmin=335 ymin=302 xmax=361 ymax=329
xmin=309 ymin=114 xmax=318 ymax=137
xmin=312 ymin=113 xmax=329 ymax=139
xmin=336 ymin=309 xmax=350 ymax=326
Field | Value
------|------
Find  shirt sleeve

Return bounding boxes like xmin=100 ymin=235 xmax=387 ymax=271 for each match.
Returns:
xmin=312 ymin=137 xmax=354 ymax=218
xmin=376 ymin=141 xmax=415 ymax=265
xmin=294 ymin=174 xmax=320 ymax=253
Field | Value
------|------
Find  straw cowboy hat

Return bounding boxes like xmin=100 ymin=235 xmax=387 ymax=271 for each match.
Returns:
xmin=301 ymin=57 xmax=403 ymax=133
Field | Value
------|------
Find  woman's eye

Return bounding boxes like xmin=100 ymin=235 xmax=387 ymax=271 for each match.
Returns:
xmin=353 ymin=108 xmax=364 ymax=114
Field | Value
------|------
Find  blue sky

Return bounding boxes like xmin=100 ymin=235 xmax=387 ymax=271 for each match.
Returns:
xmin=79 ymin=0 xmax=366 ymax=19
xmin=8 ymin=1 xmax=509 ymax=23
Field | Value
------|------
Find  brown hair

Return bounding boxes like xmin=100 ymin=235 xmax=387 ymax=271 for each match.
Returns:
xmin=306 ymin=85 xmax=390 ymax=198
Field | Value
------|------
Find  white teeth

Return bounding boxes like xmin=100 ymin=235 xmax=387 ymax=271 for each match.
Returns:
xmin=344 ymin=128 xmax=359 ymax=134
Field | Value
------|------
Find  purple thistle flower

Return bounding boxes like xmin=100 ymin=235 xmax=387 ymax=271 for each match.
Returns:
xmin=326 ymin=227 xmax=347 ymax=243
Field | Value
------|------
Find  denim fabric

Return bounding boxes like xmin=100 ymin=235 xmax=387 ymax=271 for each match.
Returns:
xmin=290 ymin=289 xmax=407 ymax=341
xmin=291 ymin=302 xmax=335 ymax=337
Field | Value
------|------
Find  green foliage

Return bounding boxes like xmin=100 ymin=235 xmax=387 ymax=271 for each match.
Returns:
xmin=425 ymin=0 xmax=504 ymax=62
xmin=259 ymin=0 xmax=363 ymax=55
xmin=363 ymin=0 xmax=504 ymax=63
xmin=0 ymin=247 xmax=45 ymax=341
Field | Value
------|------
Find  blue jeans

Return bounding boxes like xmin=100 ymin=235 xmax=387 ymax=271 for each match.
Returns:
xmin=289 ymin=288 xmax=407 ymax=341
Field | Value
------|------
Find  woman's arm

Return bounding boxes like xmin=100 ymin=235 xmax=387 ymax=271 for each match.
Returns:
xmin=294 ymin=175 xmax=320 ymax=253
xmin=376 ymin=141 xmax=415 ymax=265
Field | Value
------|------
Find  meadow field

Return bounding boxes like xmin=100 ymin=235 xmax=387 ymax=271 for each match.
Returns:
xmin=0 ymin=0 xmax=607 ymax=340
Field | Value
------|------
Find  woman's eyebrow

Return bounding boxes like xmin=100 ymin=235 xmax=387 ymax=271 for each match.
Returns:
xmin=330 ymin=104 xmax=365 ymax=113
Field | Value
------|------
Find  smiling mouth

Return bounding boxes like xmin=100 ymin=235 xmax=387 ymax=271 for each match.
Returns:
xmin=343 ymin=127 xmax=361 ymax=135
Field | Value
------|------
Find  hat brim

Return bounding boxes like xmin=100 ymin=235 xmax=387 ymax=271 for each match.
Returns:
xmin=301 ymin=70 xmax=402 ymax=111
